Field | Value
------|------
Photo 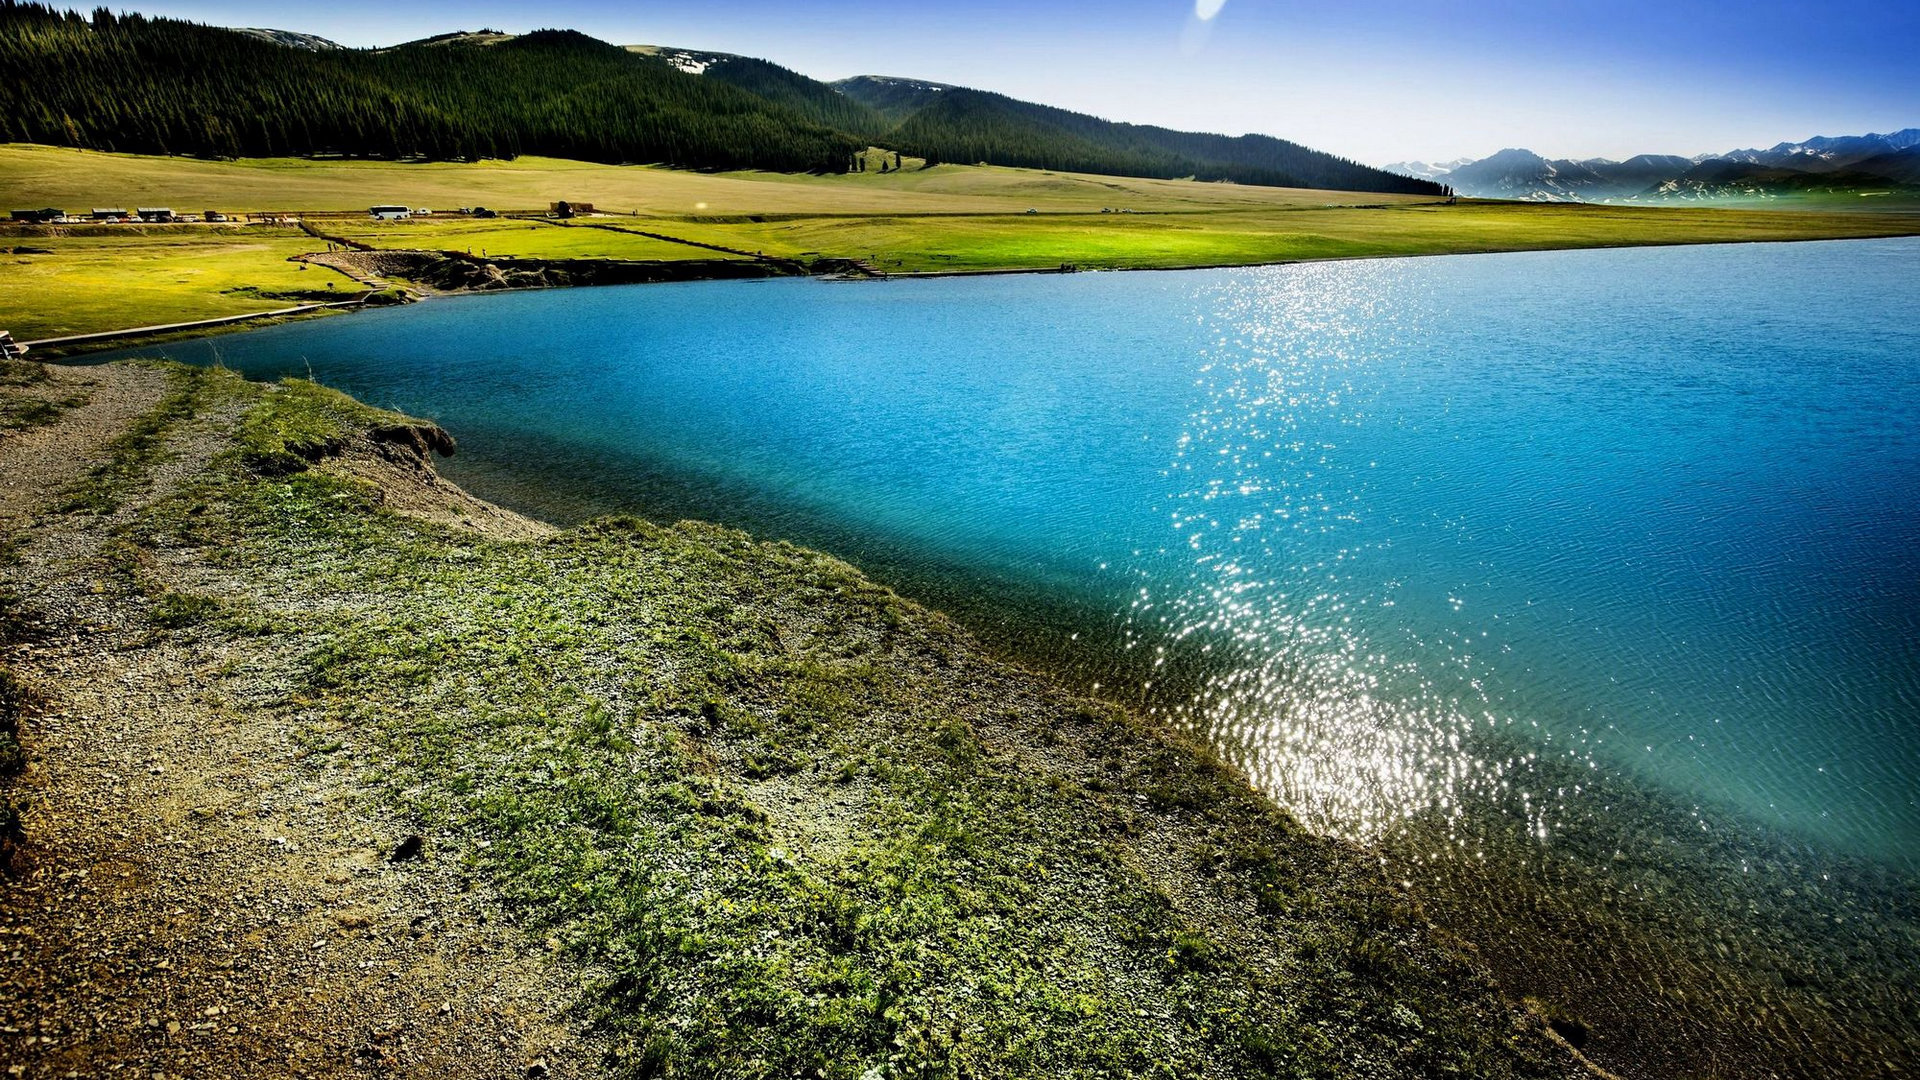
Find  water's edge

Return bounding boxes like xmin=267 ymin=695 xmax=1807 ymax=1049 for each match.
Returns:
xmin=83 ymin=240 xmax=1920 ymax=1077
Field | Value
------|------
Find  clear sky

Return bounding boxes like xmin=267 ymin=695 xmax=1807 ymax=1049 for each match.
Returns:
xmin=124 ymin=0 xmax=1917 ymax=166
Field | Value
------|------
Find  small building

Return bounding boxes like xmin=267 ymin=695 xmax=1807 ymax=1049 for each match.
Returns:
xmin=9 ymin=208 xmax=63 ymax=223
xmin=91 ymin=208 xmax=128 ymax=221
xmin=369 ymin=205 xmax=411 ymax=220
xmin=549 ymin=200 xmax=593 ymax=218
xmin=136 ymin=207 xmax=176 ymax=223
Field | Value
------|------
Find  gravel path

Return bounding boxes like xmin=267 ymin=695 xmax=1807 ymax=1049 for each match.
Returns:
xmin=0 ymin=364 xmax=595 ymax=1079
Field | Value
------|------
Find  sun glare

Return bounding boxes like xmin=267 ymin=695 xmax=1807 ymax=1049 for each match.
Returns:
xmin=1195 ymin=0 xmax=1227 ymax=20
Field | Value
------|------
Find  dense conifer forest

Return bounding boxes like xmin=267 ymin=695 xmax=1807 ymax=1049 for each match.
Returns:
xmin=839 ymin=78 xmax=1438 ymax=193
xmin=0 ymin=2 xmax=1443 ymax=194
xmin=0 ymin=4 xmax=862 ymax=170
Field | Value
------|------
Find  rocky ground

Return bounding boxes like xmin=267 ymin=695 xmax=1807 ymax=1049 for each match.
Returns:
xmin=0 ymin=363 xmax=593 ymax=1078
xmin=0 ymin=359 xmax=1593 ymax=1079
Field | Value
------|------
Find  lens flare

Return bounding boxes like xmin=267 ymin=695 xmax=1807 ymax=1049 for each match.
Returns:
xmin=1195 ymin=0 xmax=1227 ymax=20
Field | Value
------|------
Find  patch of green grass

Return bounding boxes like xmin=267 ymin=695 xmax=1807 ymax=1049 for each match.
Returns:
xmin=149 ymin=589 xmax=225 ymax=628
xmin=230 ymin=377 xmax=411 ymax=475
xmin=0 ymin=359 xmax=80 ymax=434
xmin=0 ymin=358 xmax=49 ymax=387
xmin=0 ymin=395 xmax=62 ymax=434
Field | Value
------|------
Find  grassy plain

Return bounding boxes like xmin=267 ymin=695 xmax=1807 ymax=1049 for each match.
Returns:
xmin=0 ymin=144 xmax=1411 ymax=216
xmin=318 ymin=217 xmax=741 ymax=261
xmin=648 ymin=200 xmax=1920 ymax=272
xmin=4 ymin=143 xmax=1919 ymax=339
xmin=0 ymin=224 xmax=358 ymax=340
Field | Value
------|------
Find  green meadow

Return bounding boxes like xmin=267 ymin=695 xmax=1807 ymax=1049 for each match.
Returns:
xmin=0 ymin=224 xmax=358 ymax=341
xmin=4 ymin=144 xmax=1918 ymax=340
xmin=318 ymin=217 xmax=742 ymax=262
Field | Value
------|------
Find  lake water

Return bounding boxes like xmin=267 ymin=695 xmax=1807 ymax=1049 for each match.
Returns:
xmin=115 ymin=239 xmax=1920 ymax=866
xmin=106 ymin=239 xmax=1920 ymax=1071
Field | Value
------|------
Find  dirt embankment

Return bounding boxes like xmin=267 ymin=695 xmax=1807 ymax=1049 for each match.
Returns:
xmin=302 ymin=249 xmax=800 ymax=296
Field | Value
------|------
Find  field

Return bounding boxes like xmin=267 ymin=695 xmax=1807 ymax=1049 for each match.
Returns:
xmin=4 ymin=143 xmax=1919 ymax=341
xmin=0 ymin=224 xmax=359 ymax=340
xmin=0 ymin=144 xmax=1413 ymax=216
xmin=318 ymin=217 xmax=744 ymax=261
xmin=650 ymin=200 xmax=1920 ymax=273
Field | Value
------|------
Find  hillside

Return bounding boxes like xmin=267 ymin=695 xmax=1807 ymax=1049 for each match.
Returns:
xmin=0 ymin=1 xmax=1438 ymax=195
xmin=0 ymin=3 xmax=861 ymax=171
xmin=836 ymin=75 xmax=1440 ymax=193
xmin=632 ymin=47 xmax=892 ymax=140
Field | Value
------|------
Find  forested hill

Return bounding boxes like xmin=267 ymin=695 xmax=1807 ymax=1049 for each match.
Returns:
xmin=839 ymin=76 xmax=1435 ymax=193
xmin=0 ymin=2 xmax=1442 ymax=194
xmin=0 ymin=3 xmax=861 ymax=170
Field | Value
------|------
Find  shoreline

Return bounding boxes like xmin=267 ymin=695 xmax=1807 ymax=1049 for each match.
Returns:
xmin=31 ymin=230 xmax=1920 ymax=360
xmin=408 ymin=397 xmax=1920 ymax=1080
xmin=0 ymin=358 xmax=1598 ymax=1078
xmin=6 ymin=357 xmax=1916 ymax=1077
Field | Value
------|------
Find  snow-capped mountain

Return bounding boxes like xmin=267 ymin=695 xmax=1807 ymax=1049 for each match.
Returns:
xmin=1721 ymin=129 xmax=1920 ymax=171
xmin=1388 ymin=130 xmax=1920 ymax=203
xmin=1379 ymin=158 xmax=1472 ymax=182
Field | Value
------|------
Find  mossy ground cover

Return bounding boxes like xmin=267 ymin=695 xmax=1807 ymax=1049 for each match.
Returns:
xmin=69 ymin=363 xmax=1579 ymax=1079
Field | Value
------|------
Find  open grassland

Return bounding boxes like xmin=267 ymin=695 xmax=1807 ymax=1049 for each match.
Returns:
xmin=0 ymin=144 xmax=1422 ymax=216
xmin=318 ymin=217 xmax=741 ymax=262
xmin=4 ymin=144 xmax=1918 ymax=339
xmin=0 ymin=224 xmax=359 ymax=340
xmin=641 ymin=200 xmax=1920 ymax=272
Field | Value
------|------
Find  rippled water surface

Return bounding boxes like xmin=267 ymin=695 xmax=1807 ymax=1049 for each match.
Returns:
xmin=118 ymin=239 xmax=1920 ymax=878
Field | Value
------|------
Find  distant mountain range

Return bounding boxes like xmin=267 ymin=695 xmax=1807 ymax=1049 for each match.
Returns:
xmin=0 ymin=3 xmax=1436 ymax=195
xmin=1386 ymin=130 xmax=1920 ymax=203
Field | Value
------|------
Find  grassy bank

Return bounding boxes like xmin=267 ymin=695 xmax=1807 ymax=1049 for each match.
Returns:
xmin=5 ymin=144 xmax=1919 ymax=341
xmin=0 ymin=360 xmax=1587 ymax=1078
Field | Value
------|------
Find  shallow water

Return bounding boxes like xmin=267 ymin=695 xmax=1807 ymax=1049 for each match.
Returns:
xmin=111 ymin=239 xmax=1920 ymax=877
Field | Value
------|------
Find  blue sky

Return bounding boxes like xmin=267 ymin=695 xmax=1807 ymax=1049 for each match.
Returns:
xmin=130 ymin=1 xmax=1916 ymax=165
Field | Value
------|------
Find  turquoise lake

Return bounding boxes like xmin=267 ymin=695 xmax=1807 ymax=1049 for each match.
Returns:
xmin=110 ymin=238 xmax=1920 ymax=878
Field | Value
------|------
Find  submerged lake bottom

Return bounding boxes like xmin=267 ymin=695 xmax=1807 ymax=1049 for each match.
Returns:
xmin=102 ymin=239 xmax=1920 ymax=1076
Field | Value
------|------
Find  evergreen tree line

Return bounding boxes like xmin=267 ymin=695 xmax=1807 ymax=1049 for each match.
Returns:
xmin=840 ymin=81 xmax=1443 ymax=195
xmin=0 ymin=3 xmax=862 ymax=170
xmin=0 ymin=2 xmax=1443 ymax=195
